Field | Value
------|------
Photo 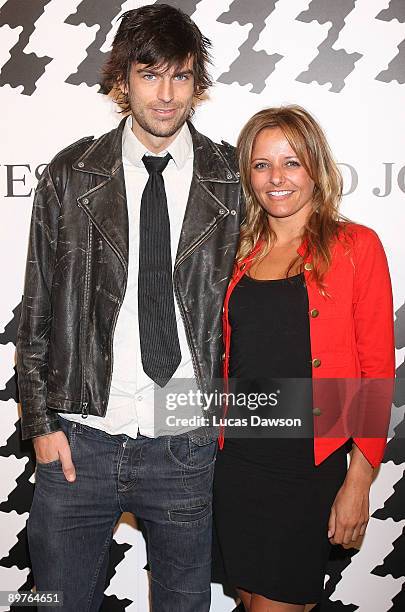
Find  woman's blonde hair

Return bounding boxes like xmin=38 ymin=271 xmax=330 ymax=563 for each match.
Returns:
xmin=236 ymin=105 xmax=346 ymax=287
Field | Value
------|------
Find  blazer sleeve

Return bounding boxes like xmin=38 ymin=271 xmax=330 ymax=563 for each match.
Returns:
xmin=351 ymin=227 xmax=395 ymax=467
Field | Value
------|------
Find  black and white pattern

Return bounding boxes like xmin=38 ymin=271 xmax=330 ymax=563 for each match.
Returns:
xmin=0 ymin=0 xmax=404 ymax=95
xmin=0 ymin=1 xmax=404 ymax=610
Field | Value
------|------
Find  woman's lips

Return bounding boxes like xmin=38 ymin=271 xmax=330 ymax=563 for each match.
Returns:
xmin=266 ymin=190 xmax=294 ymax=200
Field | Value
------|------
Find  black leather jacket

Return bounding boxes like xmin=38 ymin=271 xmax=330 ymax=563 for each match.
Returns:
xmin=16 ymin=117 xmax=242 ymax=440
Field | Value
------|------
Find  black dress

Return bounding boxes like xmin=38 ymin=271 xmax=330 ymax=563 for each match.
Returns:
xmin=212 ymin=273 xmax=348 ymax=605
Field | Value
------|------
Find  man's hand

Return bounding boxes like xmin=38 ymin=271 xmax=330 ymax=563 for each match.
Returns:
xmin=33 ymin=431 xmax=76 ymax=482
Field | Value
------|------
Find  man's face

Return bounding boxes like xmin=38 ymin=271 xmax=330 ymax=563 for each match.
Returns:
xmin=121 ymin=57 xmax=195 ymax=143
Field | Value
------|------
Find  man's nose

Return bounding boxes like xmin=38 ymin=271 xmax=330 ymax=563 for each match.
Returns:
xmin=157 ymin=78 xmax=174 ymax=103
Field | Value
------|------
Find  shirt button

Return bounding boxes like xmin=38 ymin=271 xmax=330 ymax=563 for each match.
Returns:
xmin=304 ymin=262 xmax=313 ymax=271
xmin=78 ymin=161 xmax=84 ymax=168
xmin=312 ymin=407 xmax=322 ymax=416
xmin=312 ymin=358 xmax=321 ymax=368
xmin=310 ymin=308 xmax=319 ymax=318
xmin=137 ymin=395 xmax=143 ymax=401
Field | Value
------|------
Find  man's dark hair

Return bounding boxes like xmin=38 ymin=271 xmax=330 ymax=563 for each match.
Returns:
xmin=102 ymin=4 xmax=212 ymax=112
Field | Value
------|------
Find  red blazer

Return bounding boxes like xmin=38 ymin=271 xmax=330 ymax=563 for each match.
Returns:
xmin=220 ymin=223 xmax=395 ymax=467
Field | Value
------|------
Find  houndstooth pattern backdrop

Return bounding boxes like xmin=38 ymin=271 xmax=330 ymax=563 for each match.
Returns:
xmin=0 ymin=1 xmax=404 ymax=610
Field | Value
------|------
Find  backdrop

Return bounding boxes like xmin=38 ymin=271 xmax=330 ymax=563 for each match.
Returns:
xmin=0 ymin=1 xmax=404 ymax=610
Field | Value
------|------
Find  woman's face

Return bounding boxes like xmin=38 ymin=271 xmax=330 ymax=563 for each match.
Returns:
xmin=250 ymin=127 xmax=315 ymax=222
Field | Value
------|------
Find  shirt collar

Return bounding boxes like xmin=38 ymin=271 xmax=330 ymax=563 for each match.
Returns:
xmin=122 ymin=114 xmax=193 ymax=169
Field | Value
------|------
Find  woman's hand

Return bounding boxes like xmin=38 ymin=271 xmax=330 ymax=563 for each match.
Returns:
xmin=328 ymin=477 xmax=370 ymax=545
xmin=328 ymin=444 xmax=374 ymax=545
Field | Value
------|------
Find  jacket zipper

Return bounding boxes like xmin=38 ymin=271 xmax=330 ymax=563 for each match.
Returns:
xmin=100 ymin=242 xmax=128 ymax=418
xmin=80 ymin=222 xmax=92 ymax=417
xmin=77 ymin=198 xmax=128 ymax=418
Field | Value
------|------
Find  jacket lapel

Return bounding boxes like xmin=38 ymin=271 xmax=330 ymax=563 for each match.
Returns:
xmin=175 ymin=122 xmax=240 ymax=267
xmin=74 ymin=117 xmax=129 ymax=270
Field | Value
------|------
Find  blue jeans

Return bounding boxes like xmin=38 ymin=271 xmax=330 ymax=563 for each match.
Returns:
xmin=27 ymin=416 xmax=217 ymax=612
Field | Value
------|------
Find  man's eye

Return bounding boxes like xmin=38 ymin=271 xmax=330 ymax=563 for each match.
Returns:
xmin=174 ymin=74 xmax=188 ymax=81
xmin=143 ymin=74 xmax=156 ymax=81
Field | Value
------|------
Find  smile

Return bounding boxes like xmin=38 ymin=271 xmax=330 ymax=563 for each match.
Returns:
xmin=267 ymin=190 xmax=294 ymax=198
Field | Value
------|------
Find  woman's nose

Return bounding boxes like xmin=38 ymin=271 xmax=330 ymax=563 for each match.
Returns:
xmin=269 ymin=167 xmax=284 ymax=185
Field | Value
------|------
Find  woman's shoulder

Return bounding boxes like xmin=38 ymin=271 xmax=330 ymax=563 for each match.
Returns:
xmin=337 ymin=221 xmax=382 ymax=246
xmin=335 ymin=221 xmax=387 ymax=264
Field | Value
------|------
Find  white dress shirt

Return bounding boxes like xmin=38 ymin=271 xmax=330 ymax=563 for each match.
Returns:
xmin=60 ymin=116 xmax=195 ymax=437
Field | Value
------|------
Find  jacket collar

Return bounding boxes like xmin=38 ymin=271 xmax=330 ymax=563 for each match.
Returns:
xmin=187 ymin=122 xmax=239 ymax=182
xmin=73 ymin=116 xmax=126 ymax=177
xmin=73 ymin=115 xmax=239 ymax=183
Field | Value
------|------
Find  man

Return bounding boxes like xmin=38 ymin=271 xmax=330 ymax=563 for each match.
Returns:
xmin=16 ymin=5 xmax=242 ymax=612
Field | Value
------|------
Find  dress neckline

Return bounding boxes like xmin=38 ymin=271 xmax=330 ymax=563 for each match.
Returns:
xmin=243 ymin=271 xmax=304 ymax=283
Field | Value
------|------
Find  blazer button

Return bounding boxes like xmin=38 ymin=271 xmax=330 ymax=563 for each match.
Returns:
xmin=310 ymin=308 xmax=319 ymax=318
xmin=78 ymin=161 xmax=84 ymax=168
xmin=312 ymin=407 xmax=322 ymax=416
xmin=312 ymin=358 xmax=321 ymax=368
xmin=83 ymin=198 xmax=89 ymax=205
xmin=304 ymin=262 xmax=313 ymax=271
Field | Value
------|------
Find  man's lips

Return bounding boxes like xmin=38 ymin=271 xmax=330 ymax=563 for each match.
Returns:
xmin=151 ymin=108 xmax=178 ymax=116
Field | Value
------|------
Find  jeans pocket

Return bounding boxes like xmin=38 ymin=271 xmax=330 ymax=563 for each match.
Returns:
xmin=167 ymin=433 xmax=217 ymax=470
xmin=169 ymin=502 xmax=211 ymax=525
xmin=167 ymin=434 xmax=216 ymax=495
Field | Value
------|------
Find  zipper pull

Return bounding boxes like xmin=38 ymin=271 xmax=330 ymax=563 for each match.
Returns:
xmin=81 ymin=402 xmax=89 ymax=418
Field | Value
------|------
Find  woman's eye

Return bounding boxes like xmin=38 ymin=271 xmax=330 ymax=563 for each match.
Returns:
xmin=253 ymin=162 xmax=268 ymax=170
xmin=286 ymin=160 xmax=300 ymax=167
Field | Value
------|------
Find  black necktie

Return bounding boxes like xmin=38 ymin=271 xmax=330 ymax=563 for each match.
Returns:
xmin=138 ymin=153 xmax=181 ymax=387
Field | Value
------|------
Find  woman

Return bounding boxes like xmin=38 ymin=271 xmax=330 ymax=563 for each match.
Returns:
xmin=212 ymin=106 xmax=394 ymax=612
